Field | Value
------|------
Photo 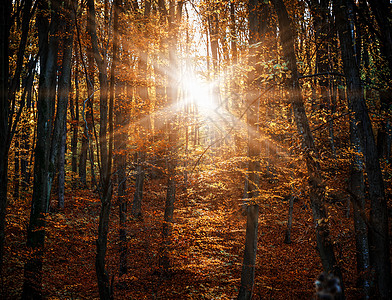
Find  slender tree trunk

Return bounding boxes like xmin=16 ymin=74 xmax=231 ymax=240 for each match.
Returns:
xmin=70 ymin=46 xmax=79 ymax=180
xmin=116 ymin=113 xmax=128 ymax=275
xmin=80 ymin=4 xmax=96 ymax=188
xmin=350 ymin=120 xmax=370 ymax=299
xmin=237 ymin=2 xmax=265 ymax=298
xmin=271 ymin=1 xmax=344 ymax=298
xmin=132 ymin=152 xmax=145 ymax=218
xmin=57 ymin=9 xmax=74 ymax=209
xmin=13 ymin=136 xmax=20 ymax=199
xmin=238 ymin=204 xmax=259 ymax=300
xmin=160 ymin=0 xmax=183 ymax=276
xmin=132 ymin=30 xmax=150 ymax=218
xmin=58 ymin=125 xmax=66 ymax=208
xmin=21 ymin=117 xmax=31 ymax=192
xmin=284 ymin=195 xmax=294 ymax=244
xmin=334 ymin=0 xmax=391 ymax=298
xmin=110 ymin=0 xmax=128 ymax=277
xmin=87 ymin=0 xmax=115 ymax=297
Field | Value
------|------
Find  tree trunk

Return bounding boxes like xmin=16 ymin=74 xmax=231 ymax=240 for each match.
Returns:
xmin=96 ymin=188 xmax=113 ymax=300
xmin=0 ymin=0 xmax=11 ymax=285
xmin=80 ymin=3 xmax=97 ymax=188
xmin=57 ymin=10 xmax=74 ymax=209
xmin=87 ymin=0 xmax=115 ymax=297
xmin=70 ymin=46 xmax=79 ymax=180
xmin=116 ymin=118 xmax=128 ymax=275
xmin=13 ymin=136 xmax=20 ymax=199
xmin=237 ymin=2 xmax=265 ymax=298
xmin=22 ymin=0 xmax=61 ymax=297
xmin=132 ymin=152 xmax=145 ymax=218
xmin=238 ymin=204 xmax=259 ymax=300
xmin=132 ymin=29 xmax=150 ymax=218
xmin=284 ymin=195 xmax=294 ymax=244
xmin=159 ymin=0 xmax=183 ymax=276
xmin=58 ymin=125 xmax=66 ymax=209
xmin=271 ymin=1 xmax=344 ymax=297
xmin=21 ymin=118 xmax=31 ymax=192
xmin=110 ymin=0 xmax=128 ymax=277
xmin=334 ymin=0 xmax=391 ymax=298
xmin=350 ymin=120 xmax=370 ymax=299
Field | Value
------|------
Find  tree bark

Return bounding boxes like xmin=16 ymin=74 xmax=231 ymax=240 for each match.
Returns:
xmin=22 ymin=0 xmax=61 ymax=297
xmin=132 ymin=152 xmax=145 ymax=218
xmin=284 ymin=195 xmax=294 ymax=244
xmin=237 ymin=2 xmax=263 ymax=299
xmin=334 ymin=0 xmax=391 ymax=298
xmin=160 ymin=0 xmax=183 ymax=276
xmin=57 ymin=6 xmax=74 ymax=209
xmin=0 ymin=0 xmax=11 ymax=285
xmin=132 ymin=12 xmax=151 ymax=217
xmin=350 ymin=120 xmax=370 ymax=299
xmin=270 ymin=1 xmax=344 ymax=297
xmin=70 ymin=45 xmax=79 ymax=180
xmin=87 ymin=0 xmax=114 ymax=297
xmin=238 ymin=205 xmax=259 ymax=300
xmin=110 ymin=0 xmax=128 ymax=277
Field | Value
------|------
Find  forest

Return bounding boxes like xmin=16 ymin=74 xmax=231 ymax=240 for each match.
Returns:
xmin=0 ymin=0 xmax=392 ymax=299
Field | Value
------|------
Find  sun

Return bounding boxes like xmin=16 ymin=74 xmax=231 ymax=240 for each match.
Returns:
xmin=181 ymin=74 xmax=218 ymax=112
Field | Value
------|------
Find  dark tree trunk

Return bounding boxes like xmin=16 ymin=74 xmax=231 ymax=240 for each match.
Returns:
xmin=238 ymin=204 xmax=259 ymax=300
xmin=1 ymin=0 xmax=35 ymax=282
xmin=350 ymin=120 xmax=370 ymax=299
xmin=57 ymin=8 xmax=74 ymax=209
xmin=271 ymin=1 xmax=344 ymax=297
xmin=132 ymin=152 xmax=145 ymax=218
xmin=87 ymin=0 xmax=114 ymax=297
xmin=237 ymin=2 xmax=265 ymax=298
xmin=116 ymin=118 xmax=128 ymax=275
xmin=22 ymin=0 xmax=61 ymax=297
xmin=110 ymin=0 xmax=128 ymax=277
xmin=132 ymin=29 xmax=150 ymax=218
xmin=80 ymin=3 xmax=97 ymax=188
xmin=70 ymin=46 xmax=79 ymax=180
xmin=13 ymin=136 xmax=20 ymax=199
xmin=0 ymin=0 xmax=11 ymax=286
xmin=159 ymin=0 xmax=183 ymax=276
xmin=58 ymin=124 xmax=66 ymax=209
xmin=334 ymin=1 xmax=391 ymax=298
xmin=79 ymin=131 xmax=88 ymax=187
xmin=284 ymin=195 xmax=294 ymax=244
xmin=21 ymin=120 xmax=31 ymax=192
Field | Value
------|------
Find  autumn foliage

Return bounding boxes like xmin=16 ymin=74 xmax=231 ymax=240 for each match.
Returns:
xmin=1 ymin=0 xmax=392 ymax=299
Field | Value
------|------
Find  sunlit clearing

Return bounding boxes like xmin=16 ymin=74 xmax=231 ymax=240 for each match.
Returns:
xmin=181 ymin=74 xmax=218 ymax=113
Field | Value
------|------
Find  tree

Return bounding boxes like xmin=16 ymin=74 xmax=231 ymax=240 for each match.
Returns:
xmin=0 ymin=0 xmax=35 ymax=283
xmin=160 ymin=0 xmax=184 ymax=276
xmin=334 ymin=0 xmax=391 ymax=298
xmin=57 ymin=1 xmax=75 ymax=209
xmin=270 ymin=0 xmax=344 ymax=297
xmin=86 ymin=0 xmax=115 ymax=297
xmin=22 ymin=0 xmax=60 ymax=297
xmin=237 ymin=1 xmax=265 ymax=298
xmin=0 ymin=0 xmax=11 ymax=286
xmin=22 ymin=0 xmax=75 ymax=297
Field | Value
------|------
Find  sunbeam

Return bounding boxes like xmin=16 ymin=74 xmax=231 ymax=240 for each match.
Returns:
xmin=180 ymin=74 xmax=218 ymax=113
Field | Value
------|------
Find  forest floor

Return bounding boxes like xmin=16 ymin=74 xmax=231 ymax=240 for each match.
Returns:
xmin=3 ymin=156 xmax=384 ymax=299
